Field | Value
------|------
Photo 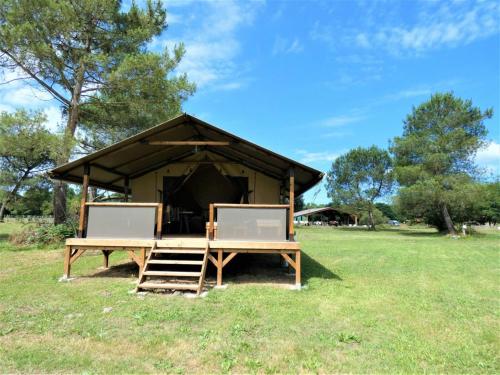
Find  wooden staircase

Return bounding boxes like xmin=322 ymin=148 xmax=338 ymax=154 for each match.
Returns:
xmin=136 ymin=241 xmax=209 ymax=295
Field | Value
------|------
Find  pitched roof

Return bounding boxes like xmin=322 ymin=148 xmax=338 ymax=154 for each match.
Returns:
xmin=49 ymin=113 xmax=324 ymax=195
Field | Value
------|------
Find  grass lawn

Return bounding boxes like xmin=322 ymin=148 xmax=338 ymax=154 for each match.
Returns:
xmin=0 ymin=222 xmax=498 ymax=374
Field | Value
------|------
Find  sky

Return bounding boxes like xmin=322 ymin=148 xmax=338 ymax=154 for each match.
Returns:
xmin=1 ymin=0 xmax=499 ymax=203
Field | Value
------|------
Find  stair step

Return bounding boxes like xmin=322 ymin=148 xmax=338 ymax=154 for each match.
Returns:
xmin=153 ymin=249 xmax=205 ymax=254
xmin=143 ymin=270 xmax=201 ymax=277
xmin=148 ymin=259 xmax=203 ymax=265
xmin=138 ymin=282 xmax=198 ymax=291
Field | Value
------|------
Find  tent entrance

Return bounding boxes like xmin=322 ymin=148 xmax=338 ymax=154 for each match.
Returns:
xmin=163 ymin=164 xmax=248 ymax=235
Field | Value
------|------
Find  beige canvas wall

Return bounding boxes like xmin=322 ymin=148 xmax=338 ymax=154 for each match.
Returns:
xmin=130 ymin=151 xmax=281 ymax=204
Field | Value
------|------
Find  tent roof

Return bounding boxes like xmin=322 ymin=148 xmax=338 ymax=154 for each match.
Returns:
xmin=49 ymin=113 xmax=324 ymax=196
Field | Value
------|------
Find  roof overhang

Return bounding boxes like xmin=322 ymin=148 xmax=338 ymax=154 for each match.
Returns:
xmin=49 ymin=113 xmax=324 ymax=196
xmin=294 ymin=207 xmax=355 ymax=218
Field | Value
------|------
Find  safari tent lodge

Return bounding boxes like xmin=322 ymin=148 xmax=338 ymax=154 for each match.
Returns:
xmin=49 ymin=114 xmax=323 ymax=294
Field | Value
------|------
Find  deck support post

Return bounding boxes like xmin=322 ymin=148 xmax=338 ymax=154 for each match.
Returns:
xmin=289 ymin=168 xmax=295 ymax=241
xmin=102 ymin=250 xmax=111 ymax=268
xmin=295 ymin=250 xmax=301 ymax=285
xmin=217 ymin=249 xmax=223 ymax=286
xmin=63 ymin=245 xmax=71 ymax=278
xmin=78 ymin=163 xmax=90 ymax=238
xmin=140 ymin=247 xmax=146 ymax=270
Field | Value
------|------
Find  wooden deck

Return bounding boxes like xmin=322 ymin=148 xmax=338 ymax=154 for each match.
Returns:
xmin=63 ymin=237 xmax=301 ymax=287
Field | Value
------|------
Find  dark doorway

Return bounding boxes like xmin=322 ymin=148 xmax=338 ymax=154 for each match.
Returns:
xmin=163 ymin=164 xmax=248 ymax=235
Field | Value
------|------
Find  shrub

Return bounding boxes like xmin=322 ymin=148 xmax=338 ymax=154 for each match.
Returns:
xmin=9 ymin=221 xmax=76 ymax=245
xmin=359 ymin=207 xmax=388 ymax=226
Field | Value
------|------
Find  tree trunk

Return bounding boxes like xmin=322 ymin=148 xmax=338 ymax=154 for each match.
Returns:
xmin=0 ymin=201 xmax=7 ymax=222
xmin=441 ymin=204 xmax=456 ymax=236
xmin=368 ymin=208 xmax=376 ymax=230
xmin=53 ymin=181 xmax=67 ymax=224
xmin=53 ymin=63 xmax=85 ymax=224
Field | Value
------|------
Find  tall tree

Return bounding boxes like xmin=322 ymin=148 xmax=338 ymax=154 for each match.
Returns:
xmin=326 ymin=146 xmax=393 ymax=229
xmin=391 ymin=92 xmax=492 ymax=235
xmin=0 ymin=110 xmax=59 ymax=221
xmin=0 ymin=0 xmax=194 ymax=223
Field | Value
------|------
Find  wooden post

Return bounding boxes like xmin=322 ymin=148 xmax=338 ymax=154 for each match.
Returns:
xmin=289 ymin=168 xmax=295 ymax=241
xmin=102 ymin=250 xmax=111 ymax=268
xmin=78 ymin=164 xmax=90 ymax=238
xmin=140 ymin=247 xmax=146 ymax=269
xmin=209 ymin=204 xmax=214 ymax=240
xmin=137 ymin=247 xmax=146 ymax=278
xmin=63 ymin=245 xmax=71 ymax=278
xmin=123 ymin=176 xmax=129 ymax=202
xmin=295 ymin=250 xmax=301 ymax=285
xmin=217 ymin=249 xmax=223 ymax=286
xmin=156 ymin=203 xmax=163 ymax=239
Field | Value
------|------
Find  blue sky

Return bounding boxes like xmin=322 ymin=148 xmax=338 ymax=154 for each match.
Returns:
xmin=1 ymin=0 xmax=499 ymax=203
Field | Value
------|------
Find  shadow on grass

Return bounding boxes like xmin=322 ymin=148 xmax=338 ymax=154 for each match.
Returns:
xmin=334 ymin=226 xmax=442 ymax=238
xmin=83 ymin=261 xmax=139 ymax=279
xmin=302 ymin=251 xmax=342 ymax=282
xmin=81 ymin=251 xmax=342 ymax=286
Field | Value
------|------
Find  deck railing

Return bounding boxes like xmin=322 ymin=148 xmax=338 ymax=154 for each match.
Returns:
xmin=81 ymin=202 xmax=163 ymax=239
xmin=208 ymin=203 xmax=293 ymax=242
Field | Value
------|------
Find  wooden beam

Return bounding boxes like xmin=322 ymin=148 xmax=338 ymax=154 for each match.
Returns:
xmin=156 ymin=204 xmax=163 ymax=239
xmin=140 ymin=248 xmax=146 ymax=270
xmin=78 ymin=164 xmax=90 ymax=238
xmin=209 ymin=203 xmax=214 ymax=240
xmin=128 ymin=250 xmax=141 ymax=266
xmin=63 ymin=245 xmax=71 ymax=278
xmin=222 ymin=252 xmax=238 ymax=267
xmin=295 ymin=250 xmax=301 ymax=285
xmin=145 ymin=141 xmax=231 ymax=146
xmin=85 ymin=202 xmax=160 ymax=207
xmin=69 ymin=249 xmax=86 ymax=265
xmin=213 ymin=203 xmax=289 ymax=209
xmin=66 ymin=238 xmax=155 ymax=247
xmin=289 ymin=167 xmax=295 ymax=241
xmin=217 ymin=250 xmax=223 ymax=286
xmin=207 ymin=253 xmax=217 ymax=267
xmin=281 ymin=253 xmax=296 ymax=270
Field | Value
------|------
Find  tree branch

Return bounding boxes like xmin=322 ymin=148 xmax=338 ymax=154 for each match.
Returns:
xmin=0 ymin=48 xmax=70 ymax=106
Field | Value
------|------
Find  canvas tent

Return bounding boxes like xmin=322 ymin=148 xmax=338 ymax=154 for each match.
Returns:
xmin=50 ymin=113 xmax=324 ymax=291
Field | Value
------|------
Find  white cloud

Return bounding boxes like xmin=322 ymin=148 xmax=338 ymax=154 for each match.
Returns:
xmin=356 ymin=0 xmax=500 ymax=54
xmin=474 ymin=141 xmax=500 ymax=176
xmin=43 ymin=106 xmax=63 ymax=132
xmin=158 ymin=0 xmax=263 ymax=91
xmin=272 ymin=36 xmax=304 ymax=55
xmin=309 ymin=21 xmax=335 ymax=45
xmin=296 ymin=150 xmax=339 ymax=163
xmin=321 ymin=115 xmax=364 ymax=128
xmin=476 ymin=141 xmax=500 ymax=164
xmin=0 ymin=69 xmax=51 ymax=107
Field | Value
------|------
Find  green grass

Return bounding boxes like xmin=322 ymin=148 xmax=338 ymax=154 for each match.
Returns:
xmin=0 ymin=222 xmax=498 ymax=374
